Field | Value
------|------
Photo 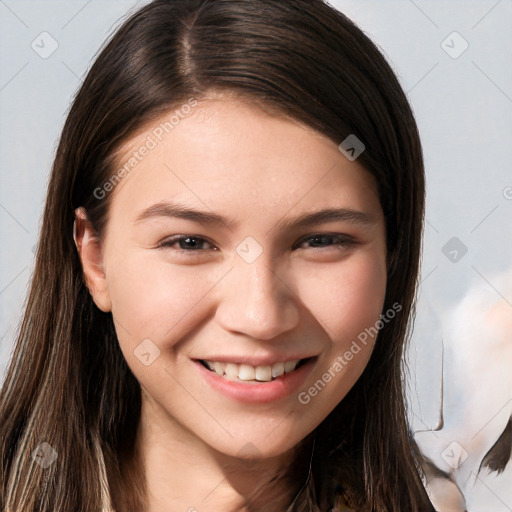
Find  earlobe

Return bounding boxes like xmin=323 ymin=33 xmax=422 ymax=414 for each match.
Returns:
xmin=73 ymin=207 xmax=112 ymax=313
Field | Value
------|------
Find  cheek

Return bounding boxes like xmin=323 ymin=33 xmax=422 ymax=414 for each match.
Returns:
xmin=299 ymin=251 xmax=387 ymax=343
xmin=295 ymin=255 xmax=386 ymax=415
xmin=105 ymin=251 xmax=215 ymax=351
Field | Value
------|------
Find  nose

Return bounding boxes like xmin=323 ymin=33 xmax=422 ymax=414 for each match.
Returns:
xmin=215 ymin=256 xmax=300 ymax=340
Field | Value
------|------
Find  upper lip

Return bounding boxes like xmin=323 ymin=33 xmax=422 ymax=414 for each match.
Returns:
xmin=193 ymin=354 xmax=319 ymax=366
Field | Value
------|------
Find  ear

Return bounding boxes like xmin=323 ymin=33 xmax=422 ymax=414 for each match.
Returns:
xmin=73 ymin=207 xmax=112 ymax=312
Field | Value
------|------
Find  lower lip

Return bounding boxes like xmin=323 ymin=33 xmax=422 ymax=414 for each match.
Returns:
xmin=194 ymin=358 xmax=317 ymax=404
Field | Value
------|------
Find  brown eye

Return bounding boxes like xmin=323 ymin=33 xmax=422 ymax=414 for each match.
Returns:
xmin=294 ymin=234 xmax=356 ymax=251
xmin=159 ymin=235 xmax=217 ymax=253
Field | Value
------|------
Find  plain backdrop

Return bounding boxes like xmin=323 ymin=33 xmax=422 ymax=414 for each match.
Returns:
xmin=1 ymin=1 xmax=511 ymax=509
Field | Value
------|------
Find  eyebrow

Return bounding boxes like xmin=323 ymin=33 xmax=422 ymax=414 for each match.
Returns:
xmin=133 ymin=200 xmax=375 ymax=232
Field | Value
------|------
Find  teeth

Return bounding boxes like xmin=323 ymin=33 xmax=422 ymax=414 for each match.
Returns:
xmin=238 ymin=364 xmax=255 ymax=381
xmin=224 ymin=363 xmax=238 ymax=380
xmin=284 ymin=360 xmax=298 ymax=373
xmin=203 ymin=359 xmax=301 ymax=382
xmin=255 ymin=365 xmax=272 ymax=382
xmin=211 ymin=361 xmax=225 ymax=377
xmin=271 ymin=362 xmax=285 ymax=378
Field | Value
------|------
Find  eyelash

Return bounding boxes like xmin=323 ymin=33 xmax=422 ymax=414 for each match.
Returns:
xmin=157 ymin=233 xmax=357 ymax=255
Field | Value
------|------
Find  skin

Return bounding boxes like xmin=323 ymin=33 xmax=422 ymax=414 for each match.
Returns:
xmin=75 ymin=95 xmax=388 ymax=512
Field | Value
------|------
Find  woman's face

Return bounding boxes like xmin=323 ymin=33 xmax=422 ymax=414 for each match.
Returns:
xmin=79 ymin=97 xmax=387 ymax=460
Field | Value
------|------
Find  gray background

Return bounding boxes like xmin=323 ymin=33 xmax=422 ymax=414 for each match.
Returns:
xmin=1 ymin=1 xmax=511 ymax=510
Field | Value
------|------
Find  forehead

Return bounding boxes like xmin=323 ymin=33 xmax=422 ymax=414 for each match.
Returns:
xmin=106 ymin=98 xmax=381 ymax=225
xmin=113 ymin=97 xmax=338 ymax=173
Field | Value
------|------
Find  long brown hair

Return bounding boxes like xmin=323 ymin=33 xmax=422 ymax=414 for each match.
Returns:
xmin=0 ymin=1 xmax=434 ymax=510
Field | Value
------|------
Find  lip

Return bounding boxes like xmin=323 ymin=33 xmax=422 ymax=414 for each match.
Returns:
xmin=194 ymin=356 xmax=317 ymax=404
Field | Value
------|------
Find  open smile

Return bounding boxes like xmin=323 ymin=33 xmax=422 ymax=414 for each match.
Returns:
xmin=193 ymin=356 xmax=318 ymax=403
xmin=198 ymin=357 xmax=314 ymax=383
